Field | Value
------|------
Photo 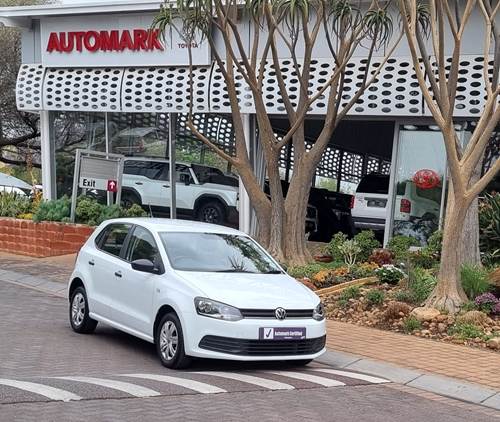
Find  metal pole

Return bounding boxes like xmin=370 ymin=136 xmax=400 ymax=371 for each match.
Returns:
xmin=104 ymin=112 xmax=112 ymax=206
xmin=169 ymin=113 xmax=177 ymax=219
xmin=70 ymin=149 xmax=81 ymax=223
xmin=383 ymin=121 xmax=401 ymax=247
xmin=40 ymin=110 xmax=55 ymax=200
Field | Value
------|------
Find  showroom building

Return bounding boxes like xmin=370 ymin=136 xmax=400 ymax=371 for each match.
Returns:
xmin=0 ymin=0 xmax=496 ymax=245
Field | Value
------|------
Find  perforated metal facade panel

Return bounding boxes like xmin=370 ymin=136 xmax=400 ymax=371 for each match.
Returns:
xmin=16 ymin=64 xmax=44 ymax=111
xmin=43 ymin=67 xmax=123 ymax=111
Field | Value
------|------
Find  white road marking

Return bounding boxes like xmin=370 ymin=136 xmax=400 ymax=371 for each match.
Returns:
xmin=264 ymin=371 xmax=345 ymax=387
xmin=121 ymin=374 xmax=226 ymax=394
xmin=0 ymin=379 xmax=81 ymax=402
xmin=54 ymin=376 xmax=161 ymax=398
xmin=190 ymin=371 xmax=295 ymax=390
xmin=311 ymin=368 xmax=389 ymax=384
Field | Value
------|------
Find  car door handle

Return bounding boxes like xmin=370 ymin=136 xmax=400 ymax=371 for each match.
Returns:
xmin=135 ymin=182 xmax=143 ymax=185
xmin=114 ymin=271 xmax=122 ymax=278
xmin=162 ymin=184 xmax=170 ymax=188
xmin=88 ymin=260 xmax=95 ymax=266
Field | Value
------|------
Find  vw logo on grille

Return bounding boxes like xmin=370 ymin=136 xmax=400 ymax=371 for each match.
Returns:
xmin=275 ymin=307 xmax=287 ymax=320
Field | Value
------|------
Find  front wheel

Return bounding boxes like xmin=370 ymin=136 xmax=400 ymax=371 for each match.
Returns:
xmin=155 ymin=313 xmax=192 ymax=369
xmin=69 ymin=286 xmax=98 ymax=334
xmin=196 ymin=201 xmax=225 ymax=225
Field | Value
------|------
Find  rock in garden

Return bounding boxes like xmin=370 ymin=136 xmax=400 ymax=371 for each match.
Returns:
xmin=437 ymin=323 xmax=447 ymax=333
xmin=410 ymin=307 xmax=441 ymax=322
xmin=457 ymin=310 xmax=493 ymax=327
xmin=487 ymin=338 xmax=500 ymax=350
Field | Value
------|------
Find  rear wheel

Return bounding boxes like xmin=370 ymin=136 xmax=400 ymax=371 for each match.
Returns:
xmin=196 ymin=201 xmax=225 ymax=225
xmin=69 ymin=286 xmax=97 ymax=334
xmin=155 ymin=313 xmax=192 ymax=369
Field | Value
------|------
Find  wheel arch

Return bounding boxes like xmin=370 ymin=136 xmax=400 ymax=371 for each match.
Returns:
xmin=153 ymin=304 xmax=179 ymax=341
xmin=193 ymin=194 xmax=228 ymax=216
xmin=68 ymin=277 xmax=85 ymax=302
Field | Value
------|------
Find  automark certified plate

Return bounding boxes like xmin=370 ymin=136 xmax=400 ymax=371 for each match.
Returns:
xmin=259 ymin=327 xmax=306 ymax=340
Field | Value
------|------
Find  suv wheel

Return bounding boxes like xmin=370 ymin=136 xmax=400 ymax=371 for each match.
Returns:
xmin=121 ymin=191 xmax=141 ymax=209
xmin=197 ymin=201 xmax=225 ymax=224
xmin=70 ymin=286 xmax=98 ymax=334
xmin=155 ymin=313 xmax=192 ymax=369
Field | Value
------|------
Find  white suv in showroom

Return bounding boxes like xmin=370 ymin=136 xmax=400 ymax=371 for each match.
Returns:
xmin=68 ymin=218 xmax=326 ymax=368
xmin=121 ymin=158 xmax=239 ymax=226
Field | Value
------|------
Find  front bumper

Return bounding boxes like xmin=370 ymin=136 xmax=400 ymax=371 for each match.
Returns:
xmin=182 ymin=312 xmax=327 ymax=361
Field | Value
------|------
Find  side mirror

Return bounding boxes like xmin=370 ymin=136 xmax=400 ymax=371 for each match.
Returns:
xmin=131 ymin=259 xmax=159 ymax=274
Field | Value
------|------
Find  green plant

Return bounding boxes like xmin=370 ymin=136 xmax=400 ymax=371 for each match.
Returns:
xmin=339 ymin=286 xmax=361 ymax=301
xmin=0 ymin=192 xmax=32 ymax=218
xmin=375 ymin=265 xmax=405 ymax=285
xmin=326 ymin=232 xmax=348 ymax=261
xmin=287 ymin=262 xmax=342 ymax=279
xmin=387 ymin=235 xmax=420 ymax=262
xmin=460 ymin=301 xmax=479 ymax=313
xmin=408 ymin=267 xmax=437 ymax=304
xmin=368 ymin=248 xmax=393 ymax=266
xmin=366 ymin=289 xmax=385 ymax=305
xmin=403 ymin=316 xmax=422 ymax=333
xmin=337 ymin=298 xmax=349 ymax=308
xmin=122 ymin=203 xmax=147 ymax=217
xmin=393 ymin=290 xmax=415 ymax=304
xmin=479 ymin=193 xmax=500 ymax=264
xmin=337 ymin=239 xmax=361 ymax=270
xmin=353 ymin=230 xmax=381 ymax=262
xmin=460 ymin=264 xmax=491 ymax=300
xmin=75 ymin=196 xmax=104 ymax=226
xmin=33 ymin=197 xmax=71 ymax=222
xmin=448 ymin=322 xmax=485 ymax=340
xmin=409 ymin=249 xmax=439 ymax=269
xmin=426 ymin=230 xmax=443 ymax=256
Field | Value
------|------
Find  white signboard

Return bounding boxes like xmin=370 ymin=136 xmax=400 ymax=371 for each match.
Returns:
xmin=40 ymin=13 xmax=210 ymax=67
xmin=79 ymin=177 xmax=118 ymax=192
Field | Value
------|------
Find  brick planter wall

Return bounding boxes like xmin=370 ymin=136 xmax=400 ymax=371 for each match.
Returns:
xmin=0 ymin=218 xmax=95 ymax=257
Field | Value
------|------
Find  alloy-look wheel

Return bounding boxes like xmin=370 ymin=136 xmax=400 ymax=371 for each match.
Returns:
xmin=69 ymin=286 xmax=98 ymax=334
xmin=197 ymin=201 xmax=225 ymax=225
xmin=155 ymin=313 xmax=191 ymax=369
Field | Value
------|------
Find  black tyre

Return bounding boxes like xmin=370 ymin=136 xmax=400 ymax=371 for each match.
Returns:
xmin=155 ymin=313 xmax=192 ymax=369
xmin=197 ymin=201 xmax=225 ymax=224
xmin=69 ymin=286 xmax=98 ymax=334
xmin=290 ymin=359 xmax=313 ymax=367
xmin=121 ymin=191 xmax=141 ymax=209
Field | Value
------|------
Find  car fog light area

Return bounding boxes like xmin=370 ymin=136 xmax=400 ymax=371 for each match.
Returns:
xmin=313 ymin=302 xmax=325 ymax=321
xmin=194 ymin=297 xmax=243 ymax=321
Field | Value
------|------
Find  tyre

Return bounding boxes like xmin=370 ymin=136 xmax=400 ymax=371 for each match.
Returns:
xmin=121 ymin=191 xmax=141 ymax=209
xmin=69 ymin=286 xmax=98 ymax=334
xmin=196 ymin=200 xmax=225 ymax=225
xmin=290 ymin=359 xmax=313 ymax=367
xmin=155 ymin=313 xmax=192 ymax=369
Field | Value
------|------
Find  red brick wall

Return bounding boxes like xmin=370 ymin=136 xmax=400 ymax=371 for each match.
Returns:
xmin=0 ymin=218 xmax=95 ymax=257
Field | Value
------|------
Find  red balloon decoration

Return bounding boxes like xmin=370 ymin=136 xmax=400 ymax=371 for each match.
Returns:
xmin=412 ymin=169 xmax=441 ymax=190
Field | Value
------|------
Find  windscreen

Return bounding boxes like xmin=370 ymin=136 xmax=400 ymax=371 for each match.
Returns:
xmin=160 ymin=232 xmax=282 ymax=274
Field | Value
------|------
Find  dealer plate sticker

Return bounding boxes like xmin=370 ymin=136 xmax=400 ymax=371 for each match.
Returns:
xmin=259 ymin=327 xmax=306 ymax=340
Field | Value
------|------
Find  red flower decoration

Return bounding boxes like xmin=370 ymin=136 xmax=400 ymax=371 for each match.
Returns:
xmin=412 ymin=169 xmax=441 ymax=189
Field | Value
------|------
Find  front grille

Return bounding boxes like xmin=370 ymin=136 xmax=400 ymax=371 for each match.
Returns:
xmin=240 ymin=309 xmax=313 ymax=319
xmin=199 ymin=335 xmax=326 ymax=356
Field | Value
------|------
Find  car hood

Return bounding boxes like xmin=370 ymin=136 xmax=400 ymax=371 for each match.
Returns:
xmin=175 ymin=271 xmax=319 ymax=309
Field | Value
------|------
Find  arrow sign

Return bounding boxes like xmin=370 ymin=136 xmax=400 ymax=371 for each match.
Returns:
xmin=107 ymin=180 xmax=118 ymax=192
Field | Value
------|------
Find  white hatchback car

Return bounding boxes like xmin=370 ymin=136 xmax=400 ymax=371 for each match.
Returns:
xmin=68 ymin=218 xmax=326 ymax=368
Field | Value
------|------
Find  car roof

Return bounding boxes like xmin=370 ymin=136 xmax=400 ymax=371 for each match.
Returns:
xmin=101 ymin=218 xmax=245 ymax=236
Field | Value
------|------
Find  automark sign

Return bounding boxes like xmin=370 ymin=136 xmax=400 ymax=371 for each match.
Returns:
xmin=41 ymin=13 xmax=210 ymax=67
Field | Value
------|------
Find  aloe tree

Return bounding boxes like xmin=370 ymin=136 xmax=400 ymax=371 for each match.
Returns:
xmin=398 ymin=0 xmax=500 ymax=312
xmin=154 ymin=0 xmax=401 ymax=264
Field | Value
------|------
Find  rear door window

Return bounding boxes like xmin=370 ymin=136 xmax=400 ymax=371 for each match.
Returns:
xmin=97 ymin=224 xmax=132 ymax=258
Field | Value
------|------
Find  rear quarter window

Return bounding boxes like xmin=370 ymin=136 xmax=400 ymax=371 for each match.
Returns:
xmin=356 ymin=175 xmax=389 ymax=194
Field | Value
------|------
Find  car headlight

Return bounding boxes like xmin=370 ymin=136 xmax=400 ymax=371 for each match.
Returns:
xmin=313 ymin=302 xmax=325 ymax=321
xmin=194 ymin=297 xmax=243 ymax=321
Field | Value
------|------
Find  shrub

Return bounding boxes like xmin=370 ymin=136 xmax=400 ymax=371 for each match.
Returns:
xmin=460 ymin=301 xmax=479 ymax=313
xmin=403 ymin=316 xmax=422 ymax=333
xmin=312 ymin=269 xmax=338 ymax=289
xmin=448 ymin=322 xmax=485 ymax=340
xmin=326 ymin=232 xmax=348 ymax=261
xmin=375 ymin=264 xmax=405 ymax=285
xmin=123 ymin=203 xmax=147 ymax=217
xmin=479 ymin=193 xmax=500 ymax=264
xmin=393 ymin=290 xmax=415 ymax=304
xmin=0 ymin=192 xmax=32 ymax=218
xmin=339 ymin=286 xmax=361 ymax=301
xmin=426 ymin=230 xmax=443 ymax=256
xmin=351 ymin=262 xmax=379 ymax=279
xmin=353 ymin=230 xmax=381 ymax=262
xmin=337 ymin=239 xmax=361 ymax=269
xmin=383 ymin=301 xmax=412 ymax=320
xmin=387 ymin=235 xmax=419 ymax=262
xmin=368 ymin=248 xmax=393 ymax=266
xmin=409 ymin=249 xmax=439 ymax=269
xmin=456 ymin=310 xmax=491 ymax=326
xmin=461 ymin=264 xmax=491 ymax=300
xmin=75 ymin=196 xmax=104 ymax=226
xmin=474 ymin=292 xmax=499 ymax=315
xmin=366 ymin=289 xmax=385 ymax=306
xmin=408 ymin=267 xmax=437 ymax=304
xmin=287 ymin=262 xmax=342 ymax=279
xmin=33 ymin=197 xmax=71 ymax=222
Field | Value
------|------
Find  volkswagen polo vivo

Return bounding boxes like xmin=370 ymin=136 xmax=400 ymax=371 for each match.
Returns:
xmin=68 ymin=218 xmax=326 ymax=368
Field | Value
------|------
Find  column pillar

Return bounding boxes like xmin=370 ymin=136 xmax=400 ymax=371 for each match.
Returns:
xmin=40 ymin=110 xmax=56 ymax=200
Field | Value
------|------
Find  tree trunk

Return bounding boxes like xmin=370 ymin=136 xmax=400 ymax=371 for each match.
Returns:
xmin=284 ymin=164 xmax=315 ymax=266
xmin=425 ymin=194 xmax=469 ymax=313
xmin=266 ymin=153 xmax=286 ymax=262
xmin=459 ymin=158 xmax=482 ymax=266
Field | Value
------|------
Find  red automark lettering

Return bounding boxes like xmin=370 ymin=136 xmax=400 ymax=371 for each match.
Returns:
xmin=46 ymin=29 xmax=165 ymax=53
